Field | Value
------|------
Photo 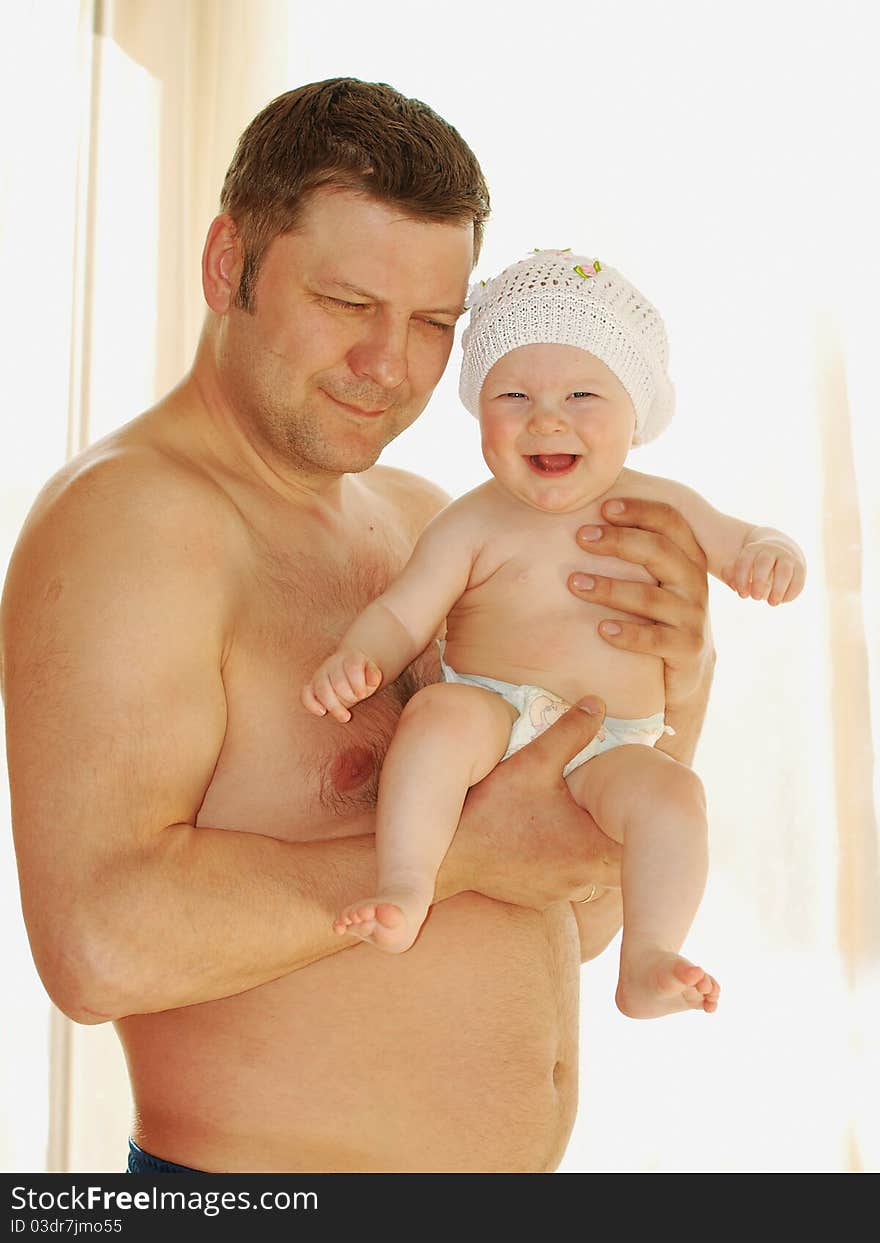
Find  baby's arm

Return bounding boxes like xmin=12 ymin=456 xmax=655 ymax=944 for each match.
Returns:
xmin=302 ymin=500 xmax=482 ymax=722
xmin=661 ymin=480 xmax=806 ymax=605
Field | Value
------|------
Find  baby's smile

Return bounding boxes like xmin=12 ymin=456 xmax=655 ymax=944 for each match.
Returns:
xmin=525 ymin=453 xmax=581 ymax=476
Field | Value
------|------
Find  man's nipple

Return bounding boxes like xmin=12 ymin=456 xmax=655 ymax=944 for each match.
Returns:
xmin=328 ymin=745 xmax=376 ymax=793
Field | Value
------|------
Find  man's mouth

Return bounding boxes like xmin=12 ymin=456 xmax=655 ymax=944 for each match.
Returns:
xmin=525 ymin=454 xmax=580 ymax=475
xmin=322 ymin=389 xmax=390 ymax=417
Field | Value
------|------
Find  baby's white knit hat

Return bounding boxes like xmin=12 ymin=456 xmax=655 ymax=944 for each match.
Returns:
xmin=459 ymin=249 xmax=674 ymax=445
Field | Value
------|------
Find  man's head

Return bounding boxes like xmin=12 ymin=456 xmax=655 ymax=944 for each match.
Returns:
xmin=201 ymin=79 xmax=488 ymax=479
xmin=220 ymin=78 xmax=490 ymax=312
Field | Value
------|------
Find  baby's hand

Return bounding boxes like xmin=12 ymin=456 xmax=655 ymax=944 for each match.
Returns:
xmin=301 ymin=650 xmax=383 ymax=722
xmin=723 ymin=539 xmax=806 ymax=605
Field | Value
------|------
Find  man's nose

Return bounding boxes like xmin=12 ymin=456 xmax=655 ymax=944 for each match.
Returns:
xmin=348 ymin=317 xmax=409 ymax=391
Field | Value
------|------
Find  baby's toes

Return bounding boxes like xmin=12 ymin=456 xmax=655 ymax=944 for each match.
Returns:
xmin=351 ymin=921 xmax=376 ymax=937
xmin=681 ymin=986 xmax=706 ymax=1009
xmin=702 ymin=976 xmax=720 ymax=1011
xmin=673 ymin=961 xmax=704 ymax=988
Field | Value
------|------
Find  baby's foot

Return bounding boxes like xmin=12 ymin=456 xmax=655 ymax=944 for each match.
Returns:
xmin=332 ymin=890 xmax=430 ymax=954
xmin=616 ymin=948 xmax=720 ymax=1019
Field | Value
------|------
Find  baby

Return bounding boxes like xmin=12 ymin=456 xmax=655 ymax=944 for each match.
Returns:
xmin=302 ymin=249 xmax=806 ymax=1019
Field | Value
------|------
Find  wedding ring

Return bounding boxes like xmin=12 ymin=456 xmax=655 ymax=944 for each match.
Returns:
xmin=576 ymin=884 xmax=599 ymax=904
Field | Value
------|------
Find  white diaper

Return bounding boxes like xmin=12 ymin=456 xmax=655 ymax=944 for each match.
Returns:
xmin=439 ymin=646 xmax=674 ymax=778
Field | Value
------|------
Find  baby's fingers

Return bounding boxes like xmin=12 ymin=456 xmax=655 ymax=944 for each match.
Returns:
xmin=729 ymin=552 xmax=755 ymax=597
xmin=767 ymin=560 xmax=794 ymax=606
xmin=749 ymin=549 xmax=777 ymax=601
xmin=340 ymin=655 xmax=381 ymax=701
xmin=301 ymin=682 xmax=329 ymax=717
xmin=781 ymin=561 xmax=806 ymax=603
xmin=314 ymin=669 xmax=353 ymax=723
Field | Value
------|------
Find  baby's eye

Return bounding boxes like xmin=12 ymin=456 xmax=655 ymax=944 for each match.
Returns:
xmin=503 ymin=391 xmax=528 ymax=399
xmin=571 ymin=391 xmax=596 ymax=399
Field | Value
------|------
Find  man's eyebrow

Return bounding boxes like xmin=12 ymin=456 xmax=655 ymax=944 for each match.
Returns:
xmin=321 ymin=277 xmax=464 ymax=318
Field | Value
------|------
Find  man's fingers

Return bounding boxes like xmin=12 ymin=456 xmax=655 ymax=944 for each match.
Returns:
xmin=577 ymin=522 xmax=708 ymax=597
xmin=597 ymin=619 xmax=703 ymax=663
xmin=598 ymin=497 xmax=707 ymax=566
xmin=510 ymin=696 xmax=606 ymax=776
xmin=567 ymin=572 xmax=705 ymax=628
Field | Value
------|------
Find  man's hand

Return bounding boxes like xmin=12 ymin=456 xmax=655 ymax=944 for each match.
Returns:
xmin=443 ymin=696 xmax=622 ymax=910
xmin=567 ymin=497 xmax=714 ymax=712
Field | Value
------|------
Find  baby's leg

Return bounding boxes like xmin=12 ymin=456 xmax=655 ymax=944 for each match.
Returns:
xmin=334 ymin=682 xmax=517 ymax=953
xmin=566 ymin=746 xmax=720 ymax=1018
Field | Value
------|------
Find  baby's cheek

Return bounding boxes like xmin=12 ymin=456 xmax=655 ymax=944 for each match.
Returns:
xmin=480 ymin=413 xmax=517 ymax=449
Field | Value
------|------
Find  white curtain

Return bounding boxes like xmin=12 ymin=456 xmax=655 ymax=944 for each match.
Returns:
xmin=2 ymin=0 xmax=877 ymax=1173
xmin=0 ymin=0 xmax=291 ymax=1175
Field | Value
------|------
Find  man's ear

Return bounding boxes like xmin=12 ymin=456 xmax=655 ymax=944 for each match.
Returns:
xmin=202 ymin=214 xmax=243 ymax=313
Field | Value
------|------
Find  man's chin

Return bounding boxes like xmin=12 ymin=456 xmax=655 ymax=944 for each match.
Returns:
xmin=344 ymin=449 xmax=385 ymax=475
xmin=295 ymin=401 xmax=413 ymax=475
xmin=311 ymin=440 xmax=389 ymax=477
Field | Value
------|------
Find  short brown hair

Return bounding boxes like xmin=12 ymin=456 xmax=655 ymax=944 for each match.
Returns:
xmin=220 ymin=78 xmax=491 ymax=310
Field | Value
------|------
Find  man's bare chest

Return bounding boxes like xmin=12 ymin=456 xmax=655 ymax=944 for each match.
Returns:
xmin=195 ymin=528 xmax=437 ymax=841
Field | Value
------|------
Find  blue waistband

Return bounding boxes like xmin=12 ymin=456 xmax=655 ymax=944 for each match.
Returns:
xmin=127 ymin=1138 xmax=204 ymax=1174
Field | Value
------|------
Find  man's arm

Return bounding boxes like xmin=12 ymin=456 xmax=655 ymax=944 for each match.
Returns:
xmin=1 ymin=459 xmax=400 ymax=1022
xmin=2 ymin=459 xmax=619 ymax=1022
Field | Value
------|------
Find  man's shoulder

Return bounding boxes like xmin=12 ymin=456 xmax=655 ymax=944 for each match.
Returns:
xmin=7 ymin=434 xmax=241 ymax=614
xmin=26 ymin=434 xmax=235 ymax=544
xmin=361 ymin=464 xmax=452 ymax=532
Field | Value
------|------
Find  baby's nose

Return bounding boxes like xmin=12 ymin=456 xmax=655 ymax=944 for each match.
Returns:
xmin=528 ymin=406 xmax=568 ymax=434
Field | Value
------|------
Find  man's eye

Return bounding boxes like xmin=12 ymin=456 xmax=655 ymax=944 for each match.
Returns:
xmin=420 ymin=319 xmax=454 ymax=333
xmin=325 ymin=297 xmax=367 ymax=310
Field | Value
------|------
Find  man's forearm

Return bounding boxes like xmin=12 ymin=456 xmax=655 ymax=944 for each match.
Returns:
xmin=63 ymin=820 xmax=466 ymax=1024
xmin=65 ymin=694 xmax=623 ymax=1024
xmin=67 ymin=826 xmax=376 ymax=1022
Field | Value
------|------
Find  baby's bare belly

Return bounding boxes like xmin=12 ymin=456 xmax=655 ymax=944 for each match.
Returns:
xmin=445 ymin=599 xmax=665 ymax=716
xmin=119 ymin=895 xmax=581 ymax=1173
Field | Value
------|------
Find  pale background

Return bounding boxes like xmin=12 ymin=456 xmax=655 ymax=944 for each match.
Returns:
xmin=1 ymin=0 xmax=877 ymax=1173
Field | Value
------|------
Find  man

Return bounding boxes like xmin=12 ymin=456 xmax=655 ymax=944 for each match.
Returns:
xmin=1 ymin=79 xmax=713 ymax=1173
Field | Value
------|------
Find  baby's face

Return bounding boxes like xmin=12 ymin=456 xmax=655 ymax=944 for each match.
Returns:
xmin=478 ymin=343 xmax=637 ymax=513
